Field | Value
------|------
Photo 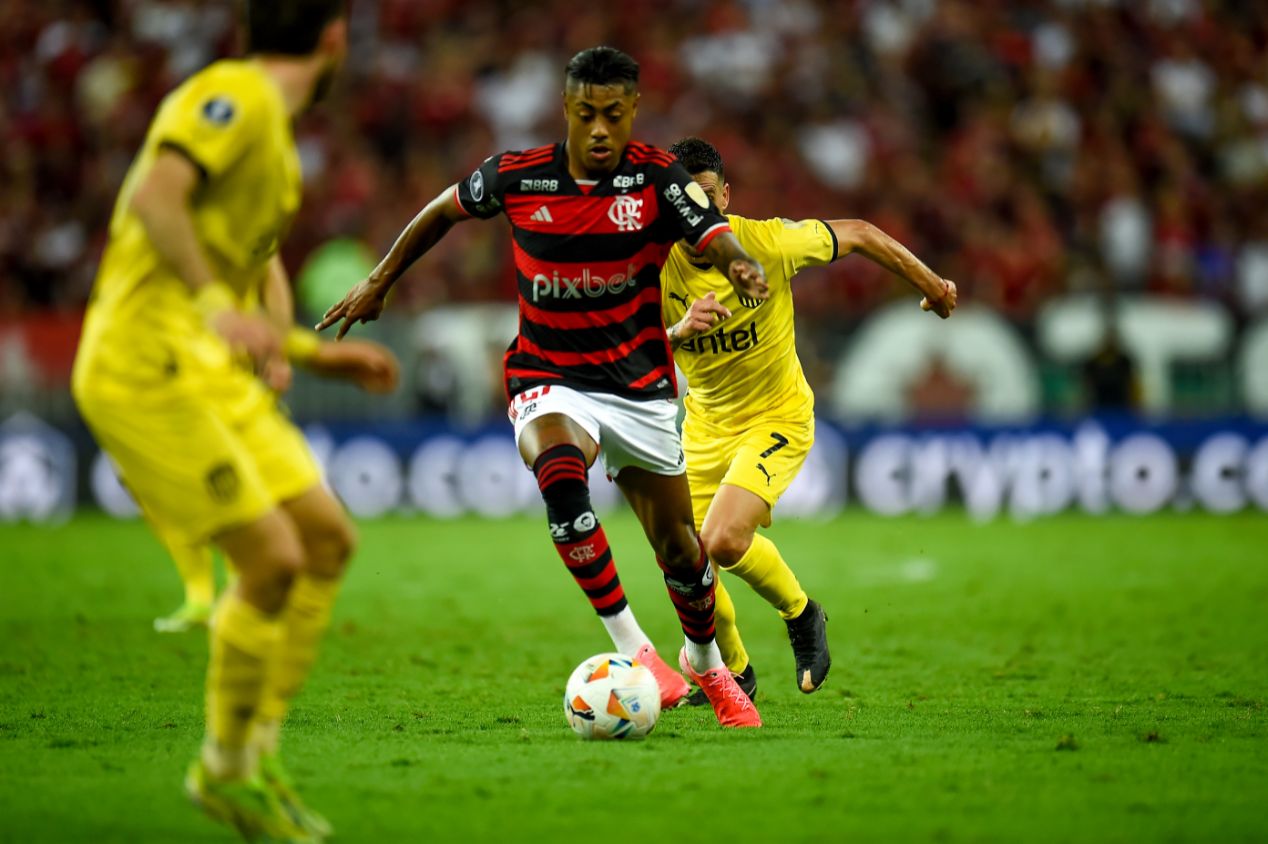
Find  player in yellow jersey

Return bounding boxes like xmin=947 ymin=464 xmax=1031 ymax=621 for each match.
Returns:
xmin=71 ymin=3 xmax=353 ymax=841
xmin=661 ymin=137 xmax=957 ymax=702
xmin=152 ymin=330 xmax=398 ymax=635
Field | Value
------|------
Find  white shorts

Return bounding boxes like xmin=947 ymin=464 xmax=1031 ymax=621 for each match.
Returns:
xmin=509 ymin=384 xmax=685 ymax=477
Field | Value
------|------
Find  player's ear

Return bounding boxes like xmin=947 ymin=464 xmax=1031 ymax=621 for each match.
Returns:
xmin=319 ymin=16 xmax=348 ymax=56
xmin=632 ymin=91 xmax=640 ymax=116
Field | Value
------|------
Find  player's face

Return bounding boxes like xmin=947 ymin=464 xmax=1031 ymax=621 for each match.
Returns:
xmin=680 ymin=170 xmax=729 ymax=257
xmin=563 ymin=83 xmax=639 ymax=177
xmin=692 ymin=171 xmax=729 ymax=214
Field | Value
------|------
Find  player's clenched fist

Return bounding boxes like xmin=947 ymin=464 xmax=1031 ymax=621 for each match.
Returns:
xmin=920 ymin=278 xmax=958 ymax=319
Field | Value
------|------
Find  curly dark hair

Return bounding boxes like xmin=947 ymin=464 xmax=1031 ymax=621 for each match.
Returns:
xmin=668 ymin=137 xmax=725 ymax=182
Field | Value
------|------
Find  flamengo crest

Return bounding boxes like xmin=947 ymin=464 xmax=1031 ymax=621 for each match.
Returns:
xmin=608 ymin=195 xmax=644 ymax=232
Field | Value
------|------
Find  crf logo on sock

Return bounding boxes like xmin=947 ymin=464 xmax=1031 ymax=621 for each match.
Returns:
xmin=568 ymin=544 xmax=597 ymax=563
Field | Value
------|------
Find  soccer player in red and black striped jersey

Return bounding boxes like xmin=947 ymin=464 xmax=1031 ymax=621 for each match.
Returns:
xmin=320 ymin=47 xmax=765 ymax=727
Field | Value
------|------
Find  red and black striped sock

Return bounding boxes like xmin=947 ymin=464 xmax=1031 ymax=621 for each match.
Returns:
xmin=533 ymin=445 xmax=627 ymax=617
xmin=658 ymin=543 xmax=716 ymax=645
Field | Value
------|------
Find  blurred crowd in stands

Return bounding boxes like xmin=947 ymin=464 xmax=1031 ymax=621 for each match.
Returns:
xmin=2 ymin=0 xmax=1267 ymax=338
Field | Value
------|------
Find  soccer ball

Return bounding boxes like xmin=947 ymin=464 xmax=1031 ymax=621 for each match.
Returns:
xmin=563 ymin=653 xmax=662 ymax=740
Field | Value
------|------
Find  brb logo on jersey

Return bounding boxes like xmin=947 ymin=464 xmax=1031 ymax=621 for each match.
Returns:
xmin=607 ymin=195 xmax=644 ymax=232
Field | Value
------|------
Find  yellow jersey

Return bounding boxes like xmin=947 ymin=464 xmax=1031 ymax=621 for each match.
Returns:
xmin=74 ymin=59 xmax=301 ymax=397
xmin=661 ymin=214 xmax=836 ymax=430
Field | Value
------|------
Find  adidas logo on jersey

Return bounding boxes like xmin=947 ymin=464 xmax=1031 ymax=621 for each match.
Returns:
xmin=530 ymin=206 xmax=554 ymax=223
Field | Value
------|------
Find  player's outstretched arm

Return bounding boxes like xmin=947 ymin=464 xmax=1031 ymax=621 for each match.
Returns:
xmin=701 ymin=231 xmax=768 ymax=303
xmin=298 ymin=335 xmax=400 ymax=394
xmin=829 ymin=219 xmax=957 ymax=319
xmin=317 ymin=186 xmax=469 ymax=339
xmin=129 ymin=148 xmax=280 ymax=361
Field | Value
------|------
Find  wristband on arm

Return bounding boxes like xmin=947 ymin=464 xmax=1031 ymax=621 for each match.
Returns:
xmin=284 ymin=327 xmax=321 ymax=364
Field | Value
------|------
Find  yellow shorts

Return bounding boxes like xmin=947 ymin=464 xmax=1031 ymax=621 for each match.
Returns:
xmin=682 ymin=412 xmax=814 ymax=529
xmin=76 ymin=374 xmax=320 ymax=545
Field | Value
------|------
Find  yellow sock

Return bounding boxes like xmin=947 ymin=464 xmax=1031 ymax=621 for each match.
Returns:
xmin=173 ymin=541 xmax=216 ymax=607
xmin=205 ymin=592 xmax=284 ymax=775
xmin=254 ymin=575 xmax=342 ymax=748
xmin=712 ymin=575 xmax=751 ymax=676
xmin=722 ymin=533 xmax=807 ymax=621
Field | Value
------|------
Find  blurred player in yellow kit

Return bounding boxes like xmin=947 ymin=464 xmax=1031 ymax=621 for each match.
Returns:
xmin=661 ymin=137 xmax=957 ymax=703
xmin=71 ymin=2 xmax=355 ymax=840
xmin=152 ymin=329 xmax=398 ymax=635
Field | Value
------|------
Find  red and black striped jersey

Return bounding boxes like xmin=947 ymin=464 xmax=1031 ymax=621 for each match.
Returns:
xmin=454 ymin=141 xmax=732 ymax=401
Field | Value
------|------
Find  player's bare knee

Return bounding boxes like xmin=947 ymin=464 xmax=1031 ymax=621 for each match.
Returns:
xmin=307 ymin=514 xmax=355 ymax=577
xmin=236 ymin=541 xmax=303 ymax=611
xmin=700 ymin=523 xmax=753 ymax=568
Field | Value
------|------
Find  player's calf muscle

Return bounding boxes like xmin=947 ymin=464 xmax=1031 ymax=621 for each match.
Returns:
xmin=648 ymin=522 xmax=700 ymax=570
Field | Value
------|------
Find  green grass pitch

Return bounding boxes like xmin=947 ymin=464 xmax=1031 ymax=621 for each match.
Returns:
xmin=1 ymin=511 xmax=1266 ymax=842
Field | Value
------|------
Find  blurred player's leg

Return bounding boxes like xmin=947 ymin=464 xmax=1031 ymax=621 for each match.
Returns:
xmin=188 ymin=508 xmax=310 ymax=842
xmin=701 ymin=483 xmax=829 ymax=693
xmin=250 ymin=485 xmax=353 ymax=839
xmin=616 ymin=467 xmax=761 ymax=727
xmin=153 ymin=529 xmax=216 ymax=633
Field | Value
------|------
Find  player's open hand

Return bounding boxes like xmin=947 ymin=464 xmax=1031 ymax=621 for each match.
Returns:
xmin=309 ymin=338 xmax=400 ymax=394
xmin=729 ymin=259 xmax=768 ymax=302
xmin=920 ymin=279 xmax=958 ymax=319
xmin=672 ymin=292 xmax=731 ymax=343
xmin=317 ymin=278 xmax=389 ymax=340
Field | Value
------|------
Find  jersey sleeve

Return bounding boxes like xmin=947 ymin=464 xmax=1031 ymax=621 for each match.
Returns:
xmin=655 ymin=160 xmax=731 ymax=251
xmin=773 ymin=218 xmax=837 ymax=278
xmin=150 ymin=76 xmax=264 ymax=180
xmin=453 ymin=154 xmax=508 ymax=219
